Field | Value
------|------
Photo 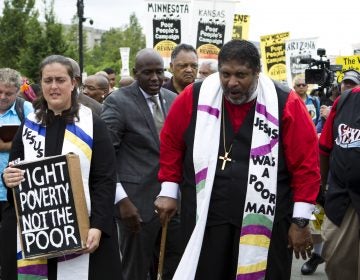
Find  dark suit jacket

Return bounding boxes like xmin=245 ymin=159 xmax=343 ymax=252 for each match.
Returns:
xmin=78 ymin=92 xmax=102 ymax=116
xmin=101 ymin=81 xmax=177 ymax=222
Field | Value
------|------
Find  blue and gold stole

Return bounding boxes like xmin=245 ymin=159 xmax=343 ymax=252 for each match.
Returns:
xmin=18 ymin=105 xmax=93 ymax=279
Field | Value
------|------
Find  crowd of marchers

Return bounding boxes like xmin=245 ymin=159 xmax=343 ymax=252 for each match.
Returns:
xmin=1 ymin=40 xmax=360 ymax=280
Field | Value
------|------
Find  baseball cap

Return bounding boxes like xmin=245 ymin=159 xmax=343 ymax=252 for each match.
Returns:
xmin=342 ymin=69 xmax=360 ymax=85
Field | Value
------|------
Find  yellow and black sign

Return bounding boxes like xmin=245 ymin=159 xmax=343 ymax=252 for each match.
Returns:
xmin=260 ymin=32 xmax=290 ymax=81
xmin=196 ymin=21 xmax=225 ymax=59
xmin=335 ymin=55 xmax=360 ymax=83
xmin=153 ymin=18 xmax=181 ymax=58
xmin=232 ymin=14 xmax=250 ymax=40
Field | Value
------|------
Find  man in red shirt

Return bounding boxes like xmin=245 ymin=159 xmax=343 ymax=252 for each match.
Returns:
xmin=319 ymin=85 xmax=360 ymax=280
xmin=155 ymin=40 xmax=320 ymax=279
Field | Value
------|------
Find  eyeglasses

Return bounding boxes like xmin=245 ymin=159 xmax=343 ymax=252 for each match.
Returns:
xmin=295 ymin=84 xmax=307 ymax=87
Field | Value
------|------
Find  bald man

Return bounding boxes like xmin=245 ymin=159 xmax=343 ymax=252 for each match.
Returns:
xmin=83 ymin=74 xmax=110 ymax=103
xmin=101 ymin=48 xmax=181 ymax=280
xmin=119 ymin=76 xmax=135 ymax=88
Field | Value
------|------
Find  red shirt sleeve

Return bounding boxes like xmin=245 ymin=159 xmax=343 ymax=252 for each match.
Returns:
xmin=319 ymin=97 xmax=340 ymax=156
xmin=159 ymin=87 xmax=321 ymax=204
xmin=282 ymin=90 xmax=321 ymax=204
xmin=158 ymin=84 xmax=194 ymax=183
xmin=158 ymin=85 xmax=253 ymax=183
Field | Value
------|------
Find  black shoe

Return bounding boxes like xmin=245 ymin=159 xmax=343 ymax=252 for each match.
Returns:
xmin=301 ymin=253 xmax=325 ymax=275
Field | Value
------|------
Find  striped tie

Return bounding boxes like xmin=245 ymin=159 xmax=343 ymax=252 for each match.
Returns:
xmin=149 ymin=95 xmax=164 ymax=136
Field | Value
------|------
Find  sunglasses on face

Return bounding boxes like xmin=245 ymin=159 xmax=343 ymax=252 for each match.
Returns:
xmin=295 ymin=84 xmax=307 ymax=87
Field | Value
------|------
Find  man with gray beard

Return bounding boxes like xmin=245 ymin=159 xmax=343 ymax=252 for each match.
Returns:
xmin=154 ymin=40 xmax=320 ymax=280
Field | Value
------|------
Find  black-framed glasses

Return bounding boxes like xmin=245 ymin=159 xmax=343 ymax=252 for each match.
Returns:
xmin=295 ymin=83 xmax=307 ymax=87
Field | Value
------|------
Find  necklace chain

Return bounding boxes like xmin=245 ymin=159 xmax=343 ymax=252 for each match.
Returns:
xmin=222 ymin=100 xmax=233 ymax=155
xmin=219 ymin=99 xmax=233 ymax=170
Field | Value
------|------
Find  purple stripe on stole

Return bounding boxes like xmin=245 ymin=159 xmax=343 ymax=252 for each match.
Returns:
xmin=250 ymin=138 xmax=278 ymax=156
xmin=256 ymin=103 xmax=278 ymax=126
xmin=197 ymin=105 xmax=220 ymax=118
xmin=237 ymin=270 xmax=266 ymax=280
xmin=18 ymin=265 xmax=48 ymax=276
xmin=240 ymin=225 xmax=272 ymax=239
xmin=195 ymin=168 xmax=208 ymax=185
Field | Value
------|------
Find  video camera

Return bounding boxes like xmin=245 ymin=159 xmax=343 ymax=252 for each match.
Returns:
xmin=299 ymin=48 xmax=342 ymax=91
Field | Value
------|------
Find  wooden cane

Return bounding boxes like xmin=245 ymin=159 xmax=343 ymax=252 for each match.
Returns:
xmin=157 ymin=217 xmax=169 ymax=280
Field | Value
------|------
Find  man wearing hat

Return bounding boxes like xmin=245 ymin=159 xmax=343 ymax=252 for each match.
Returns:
xmin=315 ymin=70 xmax=360 ymax=134
xmin=340 ymin=69 xmax=360 ymax=93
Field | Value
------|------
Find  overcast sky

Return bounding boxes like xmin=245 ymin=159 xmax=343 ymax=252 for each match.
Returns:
xmin=1 ymin=0 xmax=359 ymax=56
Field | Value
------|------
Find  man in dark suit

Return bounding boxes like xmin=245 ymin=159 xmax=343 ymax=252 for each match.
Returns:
xmin=101 ymin=48 xmax=181 ymax=280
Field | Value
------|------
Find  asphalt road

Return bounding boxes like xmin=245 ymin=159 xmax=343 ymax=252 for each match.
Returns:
xmin=291 ymin=255 xmax=327 ymax=280
xmin=0 ymin=254 xmax=329 ymax=280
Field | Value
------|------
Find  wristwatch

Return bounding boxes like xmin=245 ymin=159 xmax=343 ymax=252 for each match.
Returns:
xmin=291 ymin=217 xmax=309 ymax=228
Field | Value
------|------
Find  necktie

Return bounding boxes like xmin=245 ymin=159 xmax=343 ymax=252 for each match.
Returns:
xmin=149 ymin=95 xmax=164 ymax=136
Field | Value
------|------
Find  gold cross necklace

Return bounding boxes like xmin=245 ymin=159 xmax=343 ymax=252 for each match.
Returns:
xmin=218 ymin=100 xmax=233 ymax=170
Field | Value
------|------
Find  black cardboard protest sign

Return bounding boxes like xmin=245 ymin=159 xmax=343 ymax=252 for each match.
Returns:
xmin=13 ymin=153 xmax=89 ymax=259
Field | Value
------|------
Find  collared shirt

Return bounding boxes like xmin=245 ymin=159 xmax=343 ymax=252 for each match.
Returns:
xmin=0 ymin=99 xmax=33 ymax=201
xmin=139 ymin=87 xmax=160 ymax=115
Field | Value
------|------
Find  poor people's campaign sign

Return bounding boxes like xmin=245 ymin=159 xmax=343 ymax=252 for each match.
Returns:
xmin=13 ymin=153 xmax=89 ymax=259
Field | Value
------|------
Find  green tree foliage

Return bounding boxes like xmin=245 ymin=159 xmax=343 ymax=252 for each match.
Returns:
xmin=0 ymin=0 xmax=36 ymax=69
xmin=18 ymin=15 xmax=47 ymax=81
xmin=120 ymin=13 xmax=146 ymax=74
xmin=85 ymin=13 xmax=146 ymax=78
xmin=122 ymin=13 xmax=146 ymax=68
xmin=0 ymin=0 xmax=70 ymax=81
xmin=63 ymin=15 xmax=81 ymax=61
xmin=43 ymin=0 xmax=69 ymax=55
xmin=0 ymin=3 xmax=145 ymax=83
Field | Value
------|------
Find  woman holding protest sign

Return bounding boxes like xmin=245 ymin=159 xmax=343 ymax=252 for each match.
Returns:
xmin=1 ymin=55 xmax=122 ymax=280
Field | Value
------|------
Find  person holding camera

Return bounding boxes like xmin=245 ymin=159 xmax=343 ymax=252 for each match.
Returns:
xmin=315 ymin=82 xmax=340 ymax=134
